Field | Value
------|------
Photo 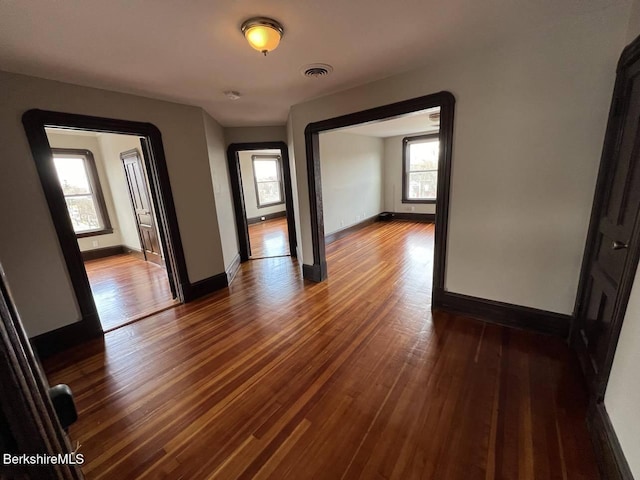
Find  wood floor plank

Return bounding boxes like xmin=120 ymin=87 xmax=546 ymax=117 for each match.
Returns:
xmin=43 ymin=221 xmax=600 ymax=479
xmin=84 ymin=253 xmax=177 ymax=331
xmin=249 ymin=217 xmax=290 ymax=258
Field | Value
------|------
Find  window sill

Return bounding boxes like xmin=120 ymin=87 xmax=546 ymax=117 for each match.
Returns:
xmin=76 ymin=228 xmax=114 ymax=239
xmin=401 ymin=199 xmax=436 ymax=205
xmin=257 ymin=201 xmax=285 ymax=209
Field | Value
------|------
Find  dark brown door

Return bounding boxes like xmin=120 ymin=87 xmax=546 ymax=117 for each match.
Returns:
xmin=574 ymin=49 xmax=640 ymax=400
xmin=121 ymin=149 xmax=163 ymax=266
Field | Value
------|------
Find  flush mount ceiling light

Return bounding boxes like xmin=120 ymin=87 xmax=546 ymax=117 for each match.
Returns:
xmin=241 ymin=17 xmax=284 ymax=56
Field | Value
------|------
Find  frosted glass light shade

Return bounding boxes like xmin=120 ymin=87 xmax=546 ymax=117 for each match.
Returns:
xmin=241 ymin=18 xmax=284 ymax=55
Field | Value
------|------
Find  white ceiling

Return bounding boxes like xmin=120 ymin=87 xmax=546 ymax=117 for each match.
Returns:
xmin=332 ymin=108 xmax=440 ymax=138
xmin=0 ymin=0 xmax=627 ymax=127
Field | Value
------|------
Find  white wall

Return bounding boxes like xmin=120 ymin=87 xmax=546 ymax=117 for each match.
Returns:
xmin=628 ymin=0 xmax=640 ymax=42
xmin=204 ymin=111 xmax=239 ymax=270
xmin=287 ymin=115 xmax=302 ymax=260
xmin=604 ymin=6 xmax=640 ymax=478
xmin=383 ymin=134 xmax=436 ymax=215
xmin=97 ymin=133 xmax=145 ymax=251
xmin=319 ymin=132 xmax=384 ymax=235
xmin=45 ymin=131 xmax=124 ymax=252
xmin=288 ymin=5 xmax=630 ymax=315
xmin=238 ymin=150 xmax=287 ymax=219
xmin=0 ymin=70 xmax=226 ymax=337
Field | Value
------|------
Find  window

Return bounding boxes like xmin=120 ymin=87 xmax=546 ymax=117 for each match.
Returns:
xmin=402 ymin=134 xmax=440 ymax=203
xmin=252 ymin=155 xmax=284 ymax=208
xmin=52 ymin=149 xmax=112 ymax=237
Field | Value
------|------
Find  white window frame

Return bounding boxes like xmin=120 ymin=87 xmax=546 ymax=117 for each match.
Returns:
xmin=52 ymin=148 xmax=113 ymax=237
xmin=252 ymin=155 xmax=284 ymax=208
xmin=402 ymin=134 xmax=439 ymax=203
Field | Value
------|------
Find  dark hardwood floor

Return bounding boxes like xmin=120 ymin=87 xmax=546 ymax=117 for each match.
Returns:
xmin=84 ymin=253 xmax=177 ymax=331
xmin=249 ymin=216 xmax=290 ymax=258
xmin=45 ymin=221 xmax=599 ymax=479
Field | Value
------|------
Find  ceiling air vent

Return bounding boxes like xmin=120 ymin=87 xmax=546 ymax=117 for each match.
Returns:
xmin=301 ymin=63 xmax=333 ymax=79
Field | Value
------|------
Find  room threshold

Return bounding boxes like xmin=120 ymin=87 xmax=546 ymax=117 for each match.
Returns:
xmin=101 ymin=300 xmax=180 ymax=334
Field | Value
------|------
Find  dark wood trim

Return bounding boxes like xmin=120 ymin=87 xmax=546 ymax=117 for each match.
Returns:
xmin=570 ymin=41 xmax=631 ymax=342
xmin=251 ymin=154 xmax=285 ymax=209
xmin=51 ymin=147 xmax=114 ymax=238
xmin=304 ymin=127 xmax=328 ymax=281
xmin=182 ymin=273 xmax=228 ymax=303
xmin=401 ymin=134 xmax=439 ymax=204
xmin=401 ymin=199 xmax=437 ymax=205
xmin=30 ymin=316 xmax=103 ymax=359
xmin=570 ymin=33 xmax=640 ymax=401
xmin=303 ymin=91 xmax=455 ymax=289
xmin=620 ymin=32 xmax=640 ymax=72
xmin=228 ymin=146 xmax=251 ymax=261
xmin=137 ymin=138 xmax=176 ymax=297
xmin=82 ymin=244 xmax=145 ymax=263
xmin=81 ymin=245 xmax=125 ymax=261
xmin=587 ymin=402 xmax=634 ymax=480
xmin=387 ymin=212 xmax=435 ymax=223
xmin=302 ymin=263 xmax=325 ymax=283
xmin=227 ymin=142 xmax=297 ymax=262
xmin=226 ymin=253 xmax=241 ymax=285
xmin=22 ymin=110 xmax=188 ymax=356
xmin=0 ymin=269 xmax=84 ymax=479
xmin=22 ymin=112 xmax=103 ymax=350
xmin=325 ymin=215 xmax=378 ymax=245
xmin=433 ymin=290 xmax=570 ymax=337
xmin=75 ymin=228 xmax=114 ymax=239
xmin=246 ymin=210 xmax=287 ymax=225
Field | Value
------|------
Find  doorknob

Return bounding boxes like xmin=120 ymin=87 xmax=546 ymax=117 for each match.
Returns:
xmin=612 ymin=240 xmax=628 ymax=250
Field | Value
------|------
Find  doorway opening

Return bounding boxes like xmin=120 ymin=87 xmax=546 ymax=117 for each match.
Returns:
xmin=243 ymin=149 xmax=289 ymax=258
xmin=227 ymin=142 xmax=297 ymax=262
xmin=23 ymin=110 xmax=189 ymax=344
xmin=45 ymin=128 xmax=177 ymax=331
xmin=303 ymin=92 xmax=455 ymax=307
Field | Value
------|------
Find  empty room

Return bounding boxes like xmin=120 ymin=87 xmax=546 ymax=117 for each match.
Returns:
xmin=44 ymin=127 xmax=177 ymax=331
xmin=1 ymin=1 xmax=640 ymax=479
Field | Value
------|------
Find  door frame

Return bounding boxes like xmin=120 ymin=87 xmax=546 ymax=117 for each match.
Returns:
xmin=570 ymin=35 xmax=640 ymax=401
xmin=22 ymin=109 xmax=189 ymax=352
xmin=302 ymin=91 xmax=455 ymax=298
xmin=227 ymin=141 xmax=297 ymax=261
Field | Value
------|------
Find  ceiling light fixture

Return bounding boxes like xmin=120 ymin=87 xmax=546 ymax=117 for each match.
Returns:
xmin=241 ymin=17 xmax=284 ymax=56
